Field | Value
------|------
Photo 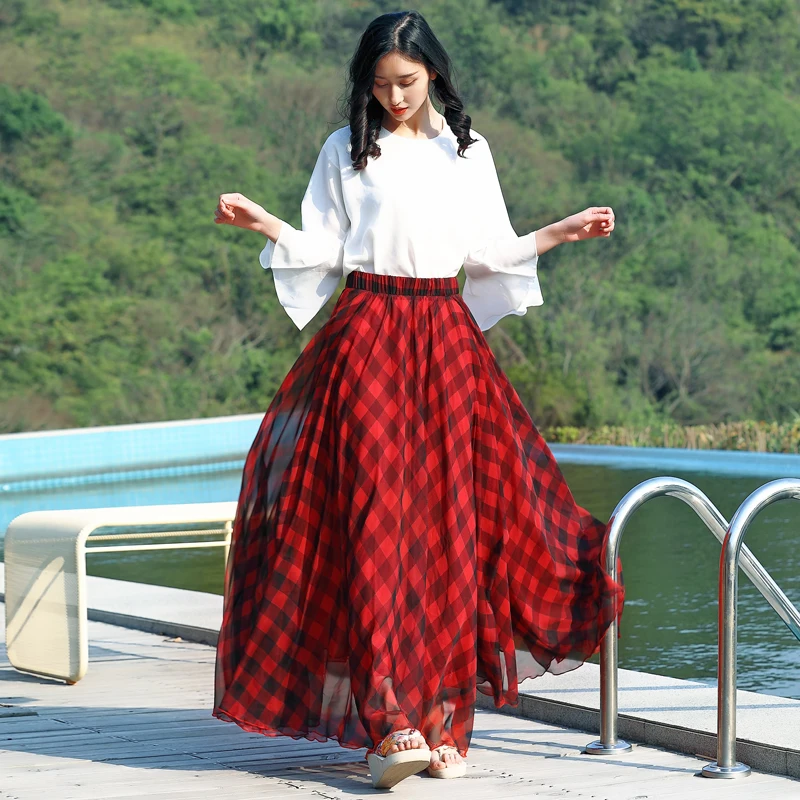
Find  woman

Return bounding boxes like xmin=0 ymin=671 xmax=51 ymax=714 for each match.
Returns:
xmin=211 ymin=9 xmax=624 ymax=790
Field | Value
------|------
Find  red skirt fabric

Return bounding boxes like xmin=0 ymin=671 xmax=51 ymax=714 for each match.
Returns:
xmin=212 ymin=270 xmax=624 ymax=759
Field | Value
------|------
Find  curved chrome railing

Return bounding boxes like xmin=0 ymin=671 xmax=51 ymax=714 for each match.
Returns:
xmin=585 ymin=476 xmax=800 ymax=756
xmin=701 ymin=478 xmax=800 ymax=779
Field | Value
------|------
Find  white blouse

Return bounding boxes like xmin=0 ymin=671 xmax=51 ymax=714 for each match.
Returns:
xmin=259 ymin=122 xmax=543 ymax=331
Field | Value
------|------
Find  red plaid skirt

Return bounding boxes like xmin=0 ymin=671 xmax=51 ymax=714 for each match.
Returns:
xmin=212 ymin=271 xmax=624 ymax=759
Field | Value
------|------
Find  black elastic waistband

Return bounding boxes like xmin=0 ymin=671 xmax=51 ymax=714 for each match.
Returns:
xmin=346 ymin=271 xmax=459 ymax=296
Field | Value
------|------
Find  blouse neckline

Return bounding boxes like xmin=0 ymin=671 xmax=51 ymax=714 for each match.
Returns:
xmin=379 ymin=118 xmax=449 ymax=143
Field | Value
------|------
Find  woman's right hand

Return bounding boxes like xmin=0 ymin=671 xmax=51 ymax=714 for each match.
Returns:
xmin=214 ymin=193 xmax=268 ymax=232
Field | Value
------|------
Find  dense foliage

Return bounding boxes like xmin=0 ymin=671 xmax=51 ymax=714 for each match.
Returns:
xmin=1 ymin=0 xmax=799 ymax=433
xmin=544 ymin=420 xmax=800 ymax=453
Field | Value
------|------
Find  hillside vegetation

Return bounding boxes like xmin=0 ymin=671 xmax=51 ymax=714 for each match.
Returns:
xmin=1 ymin=0 xmax=799 ymax=433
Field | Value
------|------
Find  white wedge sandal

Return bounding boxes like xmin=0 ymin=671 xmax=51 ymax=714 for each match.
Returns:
xmin=426 ymin=744 xmax=467 ymax=779
xmin=366 ymin=728 xmax=432 ymax=789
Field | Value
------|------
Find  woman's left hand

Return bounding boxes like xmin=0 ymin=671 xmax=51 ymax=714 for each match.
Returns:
xmin=558 ymin=207 xmax=615 ymax=242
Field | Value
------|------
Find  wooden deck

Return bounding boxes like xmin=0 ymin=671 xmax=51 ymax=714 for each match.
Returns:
xmin=2 ymin=610 xmax=799 ymax=799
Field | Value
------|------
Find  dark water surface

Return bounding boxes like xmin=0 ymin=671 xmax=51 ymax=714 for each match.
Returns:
xmin=2 ymin=461 xmax=799 ymax=699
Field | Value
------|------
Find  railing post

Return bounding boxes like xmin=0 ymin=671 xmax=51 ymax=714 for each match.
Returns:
xmin=585 ymin=475 xmax=800 ymax=756
xmin=586 ymin=477 xmax=730 ymax=754
xmin=588 ymin=606 xmax=627 ymax=753
xmin=701 ymin=478 xmax=800 ymax=778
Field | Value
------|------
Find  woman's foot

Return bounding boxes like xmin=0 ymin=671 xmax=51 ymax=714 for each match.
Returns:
xmin=367 ymin=727 xmax=431 ymax=788
xmin=380 ymin=727 xmax=427 ymax=754
xmin=427 ymin=744 xmax=467 ymax=779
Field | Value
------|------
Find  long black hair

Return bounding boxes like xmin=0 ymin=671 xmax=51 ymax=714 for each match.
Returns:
xmin=340 ymin=10 xmax=478 ymax=170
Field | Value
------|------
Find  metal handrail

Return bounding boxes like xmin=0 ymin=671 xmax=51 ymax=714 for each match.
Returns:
xmin=585 ymin=476 xmax=800 ymax=755
xmin=701 ymin=478 xmax=800 ymax=779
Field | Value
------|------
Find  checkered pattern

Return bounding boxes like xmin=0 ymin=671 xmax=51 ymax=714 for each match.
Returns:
xmin=212 ymin=271 xmax=624 ymax=761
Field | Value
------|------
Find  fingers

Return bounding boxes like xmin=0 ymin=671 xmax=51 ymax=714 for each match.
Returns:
xmin=214 ymin=194 xmax=237 ymax=224
xmin=591 ymin=206 xmax=615 ymax=237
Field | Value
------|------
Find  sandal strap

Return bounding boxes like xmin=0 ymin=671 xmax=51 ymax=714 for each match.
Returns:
xmin=430 ymin=744 xmax=461 ymax=757
xmin=375 ymin=728 xmax=424 ymax=757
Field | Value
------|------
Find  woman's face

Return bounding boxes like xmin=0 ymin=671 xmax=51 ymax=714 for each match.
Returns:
xmin=372 ymin=52 xmax=437 ymax=126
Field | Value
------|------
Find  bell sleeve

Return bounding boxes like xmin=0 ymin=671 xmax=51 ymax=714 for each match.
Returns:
xmin=259 ymin=136 xmax=351 ymax=330
xmin=461 ymin=134 xmax=543 ymax=332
